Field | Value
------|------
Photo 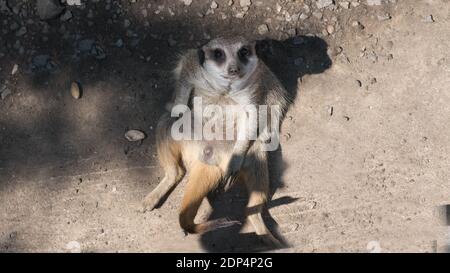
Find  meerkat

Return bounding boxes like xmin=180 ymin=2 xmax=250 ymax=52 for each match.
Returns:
xmin=142 ymin=36 xmax=290 ymax=247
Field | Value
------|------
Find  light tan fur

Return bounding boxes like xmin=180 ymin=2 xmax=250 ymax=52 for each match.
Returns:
xmin=143 ymin=37 xmax=289 ymax=248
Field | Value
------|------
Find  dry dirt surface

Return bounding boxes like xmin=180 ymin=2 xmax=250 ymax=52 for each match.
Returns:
xmin=0 ymin=0 xmax=449 ymax=252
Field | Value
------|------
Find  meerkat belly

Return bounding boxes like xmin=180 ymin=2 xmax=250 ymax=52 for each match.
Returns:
xmin=192 ymin=90 xmax=248 ymax=141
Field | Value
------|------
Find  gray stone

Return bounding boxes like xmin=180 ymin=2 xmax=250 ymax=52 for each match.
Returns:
xmin=240 ymin=0 xmax=251 ymax=7
xmin=66 ymin=0 xmax=82 ymax=5
xmin=60 ymin=10 xmax=73 ymax=21
xmin=1 ymin=87 xmax=12 ymax=100
xmin=15 ymin=26 xmax=26 ymax=36
xmin=181 ymin=0 xmax=192 ymax=6
xmin=339 ymin=1 xmax=350 ymax=9
xmin=316 ymin=0 xmax=333 ymax=9
xmin=115 ymin=38 xmax=124 ymax=48
xmin=257 ymin=24 xmax=269 ymax=35
xmin=377 ymin=13 xmax=391 ymax=21
xmin=91 ymin=45 xmax=106 ymax=60
xmin=36 ymin=0 xmax=64 ymax=20
xmin=367 ymin=0 xmax=382 ymax=6
xmin=32 ymin=54 xmax=50 ymax=67
xmin=424 ymin=15 xmax=434 ymax=23
xmin=78 ymin=39 xmax=95 ymax=52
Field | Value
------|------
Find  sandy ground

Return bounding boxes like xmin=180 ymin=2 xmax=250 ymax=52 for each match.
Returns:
xmin=0 ymin=0 xmax=449 ymax=252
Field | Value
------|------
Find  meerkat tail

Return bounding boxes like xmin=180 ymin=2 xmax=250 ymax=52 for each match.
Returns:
xmin=185 ymin=218 xmax=242 ymax=234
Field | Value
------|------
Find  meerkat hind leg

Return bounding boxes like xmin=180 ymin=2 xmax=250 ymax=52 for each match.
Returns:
xmin=242 ymin=157 xmax=283 ymax=248
xmin=142 ymin=165 xmax=185 ymax=212
xmin=179 ymin=161 xmax=241 ymax=234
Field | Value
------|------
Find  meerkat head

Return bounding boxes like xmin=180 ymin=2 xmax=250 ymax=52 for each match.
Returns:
xmin=198 ymin=36 xmax=259 ymax=87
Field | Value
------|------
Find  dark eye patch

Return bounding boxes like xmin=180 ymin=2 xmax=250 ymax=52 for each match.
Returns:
xmin=210 ymin=48 xmax=225 ymax=64
xmin=238 ymin=46 xmax=252 ymax=64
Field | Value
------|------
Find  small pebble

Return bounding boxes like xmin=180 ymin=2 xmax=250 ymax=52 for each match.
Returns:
xmin=125 ymin=130 xmax=146 ymax=141
xmin=11 ymin=64 xmax=19 ymax=75
xmin=257 ymin=24 xmax=269 ymax=35
xmin=327 ymin=25 xmax=335 ymax=34
xmin=424 ymin=15 xmax=434 ymax=23
xmin=239 ymin=0 xmax=251 ymax=7
xmin=182 ymin=0 xmax=193 ymax=6
xmin=70 ymin=81 xmax=82 ymax=99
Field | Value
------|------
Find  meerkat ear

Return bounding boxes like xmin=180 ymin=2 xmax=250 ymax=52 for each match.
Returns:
xmin=197 ymin=48 xmax=205 ymax=66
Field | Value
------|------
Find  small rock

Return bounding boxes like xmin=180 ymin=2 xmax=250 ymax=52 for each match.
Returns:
xmin=60 ymin=10 xmax=72 ymax=21
xmin=356 ymin=80 xmax=362 ymax=87
xmin=284 ymin=133 xmax=291 ymax=140
xmin=1 ymin=87 xmax=12 ymax=100
xmin=328 ymin=106 xmax=334 ymax=116
xmin=312 ymin=11 xmax=323 ymax=19
xmin=32 ymin=54 xmax=51 ymax=67
xmin=210 ymin=1 xmax=218 ymax=9
xmin=367 ymin=51 xmax=378 ymax=63
xmin=36 ymin=0 xmax=65 ymax=20
xmin=124 ymin=19 xmax=131 ymax=28
xmin=257 ymin=24 xmax=269 ymax=35
xmin=424 ymin=15 xmax=434 ymax=23
xmin=351 ymin=20 xmax=364 ymax=30
xmin=316 ymin=0 xmax=333 ymax=9
xmin=275 ymin=3 xmax=281 ymax=13
xmin=91 ymin=45 xmax=106 ymax=60
xmin=181 ymin=0 xmax=192 ymax=6
xmin=367 ymin=0 xmax=382 ymax=6
xmin=339 ymin=1 xmax=350 ymax=9
xmin=370 ymin=77 xmax=377 ymax=84
xmin=66 ymin=241 xmax=81 ymax=253
xmin=299 ymin=13 xmax=309 ymax=20
xmin=11 ymin=64 xmax=19 ymax=75
xmin=377 ymin=13 xmax=391 ymax=21
xmin=125 ymin=130 xmax=146 ymax=142
xmin=287 ymin=28 xmax=296 ymax=36
xmin=15 ymin=26 xmax=27 ymax=36
xmin=78 ymin=39 xmax=94 ymax=52
xmin=70 ymin=81 xmax=82 ymax=99
xmin=240 ymin=0 xmax=251 ymax=7
xmin=328 ymin=46 xmax=343 ymax=57
xmin=327 ymin=25 xmax=335 ymax=34
xmin=114 ymin=38 xmax=124 ymax=48
xmin=10 ymin=22 xmax=19 ymax=31
xmin=66 ymin=0 xmax=81 ymax=5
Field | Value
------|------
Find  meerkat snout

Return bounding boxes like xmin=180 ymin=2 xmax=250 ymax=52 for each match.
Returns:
xmin=227 ymin=64 xmax=241 ymax=76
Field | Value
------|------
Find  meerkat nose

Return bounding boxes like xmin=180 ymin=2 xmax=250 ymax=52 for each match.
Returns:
xmin=228 ymin=66 xmax=240 ymax=75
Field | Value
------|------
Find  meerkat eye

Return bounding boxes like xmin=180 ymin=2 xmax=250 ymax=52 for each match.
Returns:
xmin=238 ymin=47 xmax=250 ymax=58
xmin=213 ymin=49 xmax=224 ymax=60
